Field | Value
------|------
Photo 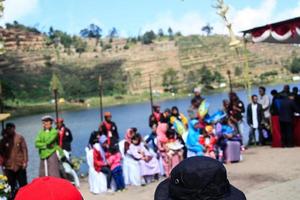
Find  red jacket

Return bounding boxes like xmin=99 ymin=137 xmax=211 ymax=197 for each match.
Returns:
xmin=199 ymin=135 xmax=217 ymax=152
xmin=93 ymin=148 xmax=106 ymax=172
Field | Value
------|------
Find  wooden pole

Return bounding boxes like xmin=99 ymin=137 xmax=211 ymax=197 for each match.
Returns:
xmin=227 ymin=70 xmax=233 ymax=93
xmin=99 ymin=76 xmax=103 ymax=122
xmin=149 ymin=75 xmax=154 ymax=113
xmin=54 ymin=89 xmax=59 ymax=121
xmin=0 ymin=82 xmax=4 ymax=131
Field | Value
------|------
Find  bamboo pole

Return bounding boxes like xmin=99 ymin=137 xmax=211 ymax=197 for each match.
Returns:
xmin=149 ymin=75 xmax=154 ymax=113
xmin=98 ymin=75 xmax=104 ymax=122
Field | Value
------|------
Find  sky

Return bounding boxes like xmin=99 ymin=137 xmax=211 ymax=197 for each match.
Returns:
xmin=2 ymin=0 xmax=300 ymax=37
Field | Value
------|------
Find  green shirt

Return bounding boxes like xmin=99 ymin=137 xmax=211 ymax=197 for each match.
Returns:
xmin=35 ymin=128 xmax=62 ymax=159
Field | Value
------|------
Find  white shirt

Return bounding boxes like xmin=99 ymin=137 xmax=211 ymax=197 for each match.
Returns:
xmin=258 ymin=94 xmax=270 ymax=118
xmin=251 ymin=104 xmax=258 ymax=128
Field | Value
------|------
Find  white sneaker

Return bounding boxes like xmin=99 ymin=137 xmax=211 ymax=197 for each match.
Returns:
xmin=107 ymin=189 xmax=114 ymax=193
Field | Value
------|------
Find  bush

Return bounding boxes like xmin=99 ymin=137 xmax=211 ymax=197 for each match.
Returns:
xmin=289 ymin=57 xmax=300 ymax=74
xmin=142 ymin=31 xmax=156 ymax=44
xmin=260 ymin=71 xmax=278 ymax=79
xmin=162 ymin=68 xmax=179 ymax=92
xmin=102 ymin=44 xmax=112 ymax=51
xmin=123 ymin=44 xmax=129 ymax=50
xmin=234 ymin=66 xmax=243 ymax=76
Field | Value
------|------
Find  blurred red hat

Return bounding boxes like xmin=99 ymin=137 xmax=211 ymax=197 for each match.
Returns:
xmin=15 ymin=177 xmax=82 ymax=200
xmin=104 ymin=112 xmax=112 ymax=117
xmin=55 ymin=118 xmax=64 ymax=123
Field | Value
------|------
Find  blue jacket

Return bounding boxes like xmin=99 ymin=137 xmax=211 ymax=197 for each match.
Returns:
xmin=186 ymin=120 xmax=204 ymax=155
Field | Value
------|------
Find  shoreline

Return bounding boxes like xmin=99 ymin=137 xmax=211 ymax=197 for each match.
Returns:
xmin=6 ymin=79 xmax=300 ymax=119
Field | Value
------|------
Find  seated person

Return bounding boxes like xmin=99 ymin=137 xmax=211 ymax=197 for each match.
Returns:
xmin=199 ymin=125 xmax=217 ymax=159
xmin=127 ymin=134 xmax=160 ymax=184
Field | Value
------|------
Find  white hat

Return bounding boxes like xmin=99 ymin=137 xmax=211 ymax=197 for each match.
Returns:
xmin=41 ymin=115 xmax=54 ymax=122
xmin=194 ymin=87 xmax=202 ymax=93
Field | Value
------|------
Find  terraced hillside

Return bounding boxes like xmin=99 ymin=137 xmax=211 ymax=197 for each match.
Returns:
xmin=0 ymin=27 xmax=299 ymax=101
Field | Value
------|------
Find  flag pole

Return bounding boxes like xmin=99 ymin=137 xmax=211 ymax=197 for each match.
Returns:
xmin=149 ymin=75 xmax=154 ymax=113
xmin=0 ymin=82 xmax=4 ymax=131
xmin=98 ymin=75 xmax=104 ymax=122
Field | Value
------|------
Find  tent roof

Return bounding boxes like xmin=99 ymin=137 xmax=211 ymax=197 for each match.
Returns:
xmin=241 ymin=17 xmax=300 ymax=44
xmin=0 ymin=113 xmax=11 ymax=121
xmin=242 ymin=17 xmax=300 ymax=34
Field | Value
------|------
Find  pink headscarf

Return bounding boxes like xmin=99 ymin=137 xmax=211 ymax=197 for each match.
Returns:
xmin=125 ymin=129 xmax=134 ymax=144
xmin=156 ymin=123 xmax=168 ymax=143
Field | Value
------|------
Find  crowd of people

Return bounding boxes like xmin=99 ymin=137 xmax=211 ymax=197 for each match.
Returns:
xmin=1 ymin=85 xmax=300 ymax=198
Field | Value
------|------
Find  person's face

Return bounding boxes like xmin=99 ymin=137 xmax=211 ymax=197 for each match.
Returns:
xmin=56 ymin=122 xmax=63 ymax=128
xmin=132 ymin=139 xmax=139 ymax=145
xmin=252 ymin=96 xmax=258 ymax=104
xmin=223 ymin=100 xmax=229 ymax=108
xmin=172 ymin=109 xmax=178 ymax=115
xmin=105 ymin=116 xmax=112 ymax=122
xmin=284 ymin=85 xmax=290 ymax=92
xmin=293 ymin=89 xmax=298 ymax=94
xmin=157 ymin=107 xmax=161 ymax=113
xmin=194 ymin=91 xmax=201 ymax=97
xmin=6 ymin=128 xmax=15 ymax=137
xmin=259 ymin=89 xmax=264 ymax=96
xmin=165 ymin=111 xmax=171 ymax=117
xmin=43 ymin=120 xmax=53 ymax=130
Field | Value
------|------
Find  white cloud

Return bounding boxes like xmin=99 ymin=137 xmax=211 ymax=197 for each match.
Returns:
xmin=230 ymin=0 xmax=276 ymax=33
xmin=214 ymin=0 xmax=300 ymax=35
xmin=142 ymin=11 xmax=206 ymax=36
xmin=143 ymin=0 xmax=300 ymax=37
xmin=2 ymin=0 xmax=39 ymax=24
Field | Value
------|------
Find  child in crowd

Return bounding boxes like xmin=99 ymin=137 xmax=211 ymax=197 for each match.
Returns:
xmin=199 ymin=125 xmax=217 ymax=159
xmin=165 ymin=129 xmax=184 ymax=162
xmin=107 ymin=146 xmax=125 ymax=191
xmin=127 ymin=134 xmax=160 ymax=184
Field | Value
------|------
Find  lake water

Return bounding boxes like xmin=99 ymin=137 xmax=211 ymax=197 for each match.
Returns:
xmin=5 ymin=82 xmax=300 ymax=180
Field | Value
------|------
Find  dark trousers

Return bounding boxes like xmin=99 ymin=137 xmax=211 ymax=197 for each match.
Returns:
xmin=112 ymin=166 xmax=125 ymax=190
xmin=101 ymin=166 xmax=112 ymax=189
xmin=280 ymin=121 xmax=294 ymax=147
xmin=248 ymin=127 xmax=264 ymax=145
xmin=5 ymin=169 xmax=27 ymax=198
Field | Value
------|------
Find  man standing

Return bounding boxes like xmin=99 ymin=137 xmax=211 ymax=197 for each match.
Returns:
xmin=247 ymin=95 xmax=264 ymax=146
xmin=228 ymin=92 xmax=246 ymax=145
xmin=279 ymin=94 xmax=300 ymax=147
xmin=187 ymin=98 xmax=200 ymax=120
xmin=193 ymin=87 xmax=204 ymax=103
xmin=258 ymin=86 xmax=271 ymax=122
xmin=100 ymin=112 xmax=119 ymax=148
xmin=56 ymin=118 xmax=73 ymax=157
xmin=0 ymin=123 xmax=28 ymax=198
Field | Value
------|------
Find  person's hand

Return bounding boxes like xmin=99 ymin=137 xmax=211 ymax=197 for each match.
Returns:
xmin=108 ymin=131 xmax=112 ymax=137
xmin=22 ymin=162 xmax=28 ymax=169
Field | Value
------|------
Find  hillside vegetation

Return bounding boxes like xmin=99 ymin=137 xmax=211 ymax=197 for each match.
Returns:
xmin=1 ymin=22 xmax=300 ymax=104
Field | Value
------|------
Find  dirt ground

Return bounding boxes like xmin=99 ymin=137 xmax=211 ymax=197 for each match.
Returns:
xmin=80 ymin=147 xmax=300 ymax=200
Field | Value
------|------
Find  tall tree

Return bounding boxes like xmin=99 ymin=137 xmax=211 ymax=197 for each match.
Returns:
xmin=80 ymin=24 xmax=102 ymax=48
xmin=158 ymin=28 xmax=164 ymax=37
xmin=202 ymin=23 xmax=214 ymax=36
xmin=168 ymin=27 xmax=174 ymax=40
xmin=108 ymin=27 xmax=118 ymax=42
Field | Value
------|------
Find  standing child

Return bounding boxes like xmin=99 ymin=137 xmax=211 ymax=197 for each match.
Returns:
xmin=107 ymin=146 xmax=125 ymax=191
